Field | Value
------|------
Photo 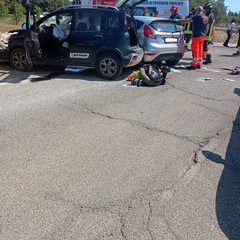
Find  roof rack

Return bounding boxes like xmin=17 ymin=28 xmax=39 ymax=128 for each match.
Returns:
xmin=54 ymin=4 xmax=119 ymax=12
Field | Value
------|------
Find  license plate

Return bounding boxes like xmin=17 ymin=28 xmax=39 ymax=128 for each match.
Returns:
xmin=165 ymin=38 xmax=178 ymax=43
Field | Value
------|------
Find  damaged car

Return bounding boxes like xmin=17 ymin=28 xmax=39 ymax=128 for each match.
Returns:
xmin=7 ymin=0 xmax=146 ymax=80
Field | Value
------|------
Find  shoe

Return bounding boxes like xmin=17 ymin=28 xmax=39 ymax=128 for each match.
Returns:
xmin=186 ymin=66 xmax=197 ymax=70
xmin=196 ymin=65 xmax=201 ymax=69
xmin=203 ymin=60 xmax=212 ymax=65
xmin=223 ymin=44 xmax=229 ymax=47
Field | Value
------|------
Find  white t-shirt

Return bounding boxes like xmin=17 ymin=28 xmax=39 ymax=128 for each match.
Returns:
xmin=227 ymin=22 xmax=235 ymax=31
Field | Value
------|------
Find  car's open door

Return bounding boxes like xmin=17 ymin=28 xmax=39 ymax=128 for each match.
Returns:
xmin=116 ymin=0 xmax=147 ymax=14
xmin=23 ymin=0 xmax=42 ymax=60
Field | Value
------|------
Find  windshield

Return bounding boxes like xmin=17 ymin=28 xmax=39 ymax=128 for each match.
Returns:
xmin=39 ymin=12 xmax=72 ymax=31
xmin=150 ymin=21 xmax=180 ymax=33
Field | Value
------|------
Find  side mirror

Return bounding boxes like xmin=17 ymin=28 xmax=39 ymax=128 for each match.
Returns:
xmin=22 ymin=23 xmax=31 ymax=29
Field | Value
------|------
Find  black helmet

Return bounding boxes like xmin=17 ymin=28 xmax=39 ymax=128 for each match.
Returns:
xmin=191 ymin=7 xmax=196 ymax=14
xmin=203 ymin=2 xmax=213 ymax=10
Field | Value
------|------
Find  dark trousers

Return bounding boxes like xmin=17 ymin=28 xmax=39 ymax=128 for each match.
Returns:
xmin=223 ymin=30 xmax=231 ymax=46
xmin=184 ymin=34 xmax=192 ymax=47
xmin=237 ymin=31 xmax=240 ymax=47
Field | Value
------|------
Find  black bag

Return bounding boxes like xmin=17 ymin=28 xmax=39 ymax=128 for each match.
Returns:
xmin=140 ymin=64 xmax=169 ymax=86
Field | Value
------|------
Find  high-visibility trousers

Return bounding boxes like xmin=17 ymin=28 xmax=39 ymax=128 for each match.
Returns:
xmin=191 ymin=36 xmax=205 ymax=67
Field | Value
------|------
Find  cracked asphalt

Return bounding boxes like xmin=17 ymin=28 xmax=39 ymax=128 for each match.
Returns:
xmin=0 ymin=43 xmax=240 ymax=239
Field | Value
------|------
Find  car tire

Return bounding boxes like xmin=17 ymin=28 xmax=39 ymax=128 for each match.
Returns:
xmin=10 ymin=48 xmax=33 ymax=71
xmin=165 ymin=59 xmax=180 ymax=66
xmin=96 ymin=53 xmax=122 ymax=80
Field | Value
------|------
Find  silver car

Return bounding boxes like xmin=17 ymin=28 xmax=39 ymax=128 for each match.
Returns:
xmin=134 ymin=16 xmax=185 ymax=65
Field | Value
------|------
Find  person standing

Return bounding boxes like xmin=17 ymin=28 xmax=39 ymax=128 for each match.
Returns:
xmin=178 ymin=6 xmax=208 ymax=70
xmin=142 ymin=7 xmax=150 ymax=16
xmin=223 ymin=19 xmax=236 ymax=47
xmin=183 ymin=7 xmax=196 ymax=50
xmin=203 ymin=2 xmax=215 ymax=64
xmin=169 ymin=5 xmax=182 ymax=20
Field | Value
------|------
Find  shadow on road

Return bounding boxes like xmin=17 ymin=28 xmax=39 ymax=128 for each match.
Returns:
xmin=0 ymin=62 xmax=133 ymax=83
xmin=202 ymin=88 xmax=240 ymax=239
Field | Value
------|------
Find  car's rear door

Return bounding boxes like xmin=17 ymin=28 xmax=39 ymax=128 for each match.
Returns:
xmin=68 ymin=10 xmax=106 ymax=66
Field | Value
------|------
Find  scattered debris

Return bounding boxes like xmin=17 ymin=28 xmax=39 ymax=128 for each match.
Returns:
xmin=65 ymin=66 xmax=86 ymax=72
xmin=222 ymin=78 xmax=235 ymax=82
xmin=170 ymin=68 xmax=182 ymax=73
xmin=203 ymin=67 xmax=221 ymax=73
xmin=196 ymin=77 xmax=214 ymax=82
xmin=0 ymin=32 xmax=13 ymax=62
xmin=228 ymin=67 xmax=240 ymax=75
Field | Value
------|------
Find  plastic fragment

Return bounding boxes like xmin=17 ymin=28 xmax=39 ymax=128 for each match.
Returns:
xmin=222 ymin=78 xmax=235 ymax=82
xmin=170 ymin=68 xmax=182 ymax=73
xmin=196 ymin=77 xmax=213 ymax=82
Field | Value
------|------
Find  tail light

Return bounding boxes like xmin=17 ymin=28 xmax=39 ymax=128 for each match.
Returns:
xmin=143 ymin=25 xmax=156 ymax=39
xmin=124 ymin=15 xmax=128 ymax=32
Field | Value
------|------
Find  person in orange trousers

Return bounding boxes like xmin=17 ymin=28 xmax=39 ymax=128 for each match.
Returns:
xmin=177 ymin=6 xmax=208 ymax=70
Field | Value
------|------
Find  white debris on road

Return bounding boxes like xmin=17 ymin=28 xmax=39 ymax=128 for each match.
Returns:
xmin=0 ymin=32 xmax=11 ymax=51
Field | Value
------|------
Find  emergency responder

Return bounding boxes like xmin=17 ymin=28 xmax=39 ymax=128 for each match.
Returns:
xmin=203 ymin=2 xmax=215 ymax=64
xmin=183 ymin=7 xmax=196 ymax=50
xmin=169 ymin=5 xmax=182 ymax=20
xmin=177 ymin=6 xmax=208 ymax=70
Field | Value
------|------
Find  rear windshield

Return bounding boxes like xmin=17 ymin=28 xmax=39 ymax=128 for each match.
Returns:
xmin=150 ymin=21 xmax=180 ymax=33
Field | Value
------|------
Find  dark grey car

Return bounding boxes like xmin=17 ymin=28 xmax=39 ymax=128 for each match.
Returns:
xmin=7 ymin=2 xmax=145 ymax=80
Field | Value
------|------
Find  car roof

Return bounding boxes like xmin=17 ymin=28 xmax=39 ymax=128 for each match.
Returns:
xmin=53 ymin=4 xmax=119 ymax=12
xmin=134 ymin=16 xmax=176 ymax=23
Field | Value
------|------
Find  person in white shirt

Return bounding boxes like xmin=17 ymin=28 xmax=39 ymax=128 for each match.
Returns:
xmin=223 ymin=18 xmax=235 ymax=47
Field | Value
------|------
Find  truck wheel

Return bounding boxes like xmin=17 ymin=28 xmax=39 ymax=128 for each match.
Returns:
xmin=10 ymin=48 xmax=33 ymax=71
xmin=96 ymin=53 xmax=122 ymax=80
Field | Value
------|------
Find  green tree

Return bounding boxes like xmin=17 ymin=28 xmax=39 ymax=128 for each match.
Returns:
xmin=0 ymin=0 xmax=9 ymax=18
xmin=37 ymin=0 xmax=69 ymax=12
xmin=189 ymin=0 xmax=227 ymax=25
xmin=35 ymin=5 xmax=41 ymax=19
xmin=13 ymin=0 xmax=24 ymax=24
xmin=212 ymin=0 xmax=227 ymax=24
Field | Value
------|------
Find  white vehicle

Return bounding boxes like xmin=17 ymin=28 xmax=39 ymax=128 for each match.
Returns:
xmin=117 ymin=0 xmax=189 ymax=19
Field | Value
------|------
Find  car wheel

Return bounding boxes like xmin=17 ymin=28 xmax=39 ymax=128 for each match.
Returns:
xmin=96 ymin=53 xmax=122 ymax=80
xmin=10 ymin=48 xmax=33 ymax=71
xmin=165 ymin=59 xmax=180 ymax=66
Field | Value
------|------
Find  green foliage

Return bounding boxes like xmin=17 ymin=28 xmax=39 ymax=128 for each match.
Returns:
xmin=37 ymin=0 xmax=70 ymax=12
xmin=189 ymin=0 xmax=231 ymax=25
xmin=0 ymin=4 xmax=9 ymax=18
xmin=212 ymin=0 xmax=227 ymax=24
xmin=13 ymin=0 xmax=24 ymax=25
xmin=35 ymin=5 xmax=41 ymax=19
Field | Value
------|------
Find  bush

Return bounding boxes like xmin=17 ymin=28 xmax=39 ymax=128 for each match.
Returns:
xmin=13 ymin=1 xmax=24 ymax=25
xmin=0 ymin=5 xmax=9 ymax=18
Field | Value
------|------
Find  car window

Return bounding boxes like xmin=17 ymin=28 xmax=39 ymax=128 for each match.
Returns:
xmin=150 ymin=21 xmax=179 ymax=33
xmin=39 ymin=12 xmax=72 ymax=29
xmin=135 ymin=20 xmax=144 ymax=30
xmin=75 ymin=12 xmax=102 ymax=32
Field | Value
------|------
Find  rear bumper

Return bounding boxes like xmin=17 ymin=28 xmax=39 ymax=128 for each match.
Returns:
xmin=122 ymin=46 xmax=144 ymax=67
xmin=143 ymin=45 xmax=185 ymax=63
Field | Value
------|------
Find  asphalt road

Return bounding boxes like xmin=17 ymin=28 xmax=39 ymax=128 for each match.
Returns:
xmin=0 ymin=43 xmax=240 ymax=240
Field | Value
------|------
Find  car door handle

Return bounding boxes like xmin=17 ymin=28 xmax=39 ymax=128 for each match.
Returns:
xmin=94 ymin=35 xmax=103 ymax=38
